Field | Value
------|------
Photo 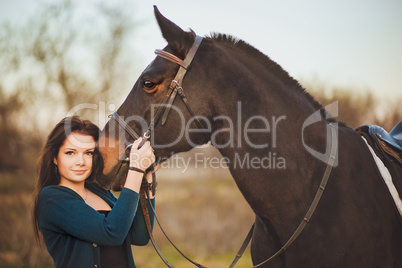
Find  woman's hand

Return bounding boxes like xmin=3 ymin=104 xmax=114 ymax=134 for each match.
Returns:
xmin=124 ymin=138 xmax=155 ymax=193
xmin=129 ymin=137 xmax=155 ymax=172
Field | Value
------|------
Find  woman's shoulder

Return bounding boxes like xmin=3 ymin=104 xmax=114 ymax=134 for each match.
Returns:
xmin=38 ymin=183 xmax=117 ymax=204
xmin=37 ymin=186 xmax=83 ymax=218
xmin=39 ymin=185 xmax=80 ymax=200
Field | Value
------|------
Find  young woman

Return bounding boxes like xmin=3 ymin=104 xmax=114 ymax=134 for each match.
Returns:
xmin=32 ymin=116 xmax=156 ymax=268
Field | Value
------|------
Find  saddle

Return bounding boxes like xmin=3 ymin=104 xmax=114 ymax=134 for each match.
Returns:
xmin=355 ymin=122 xmax=402 ymax=200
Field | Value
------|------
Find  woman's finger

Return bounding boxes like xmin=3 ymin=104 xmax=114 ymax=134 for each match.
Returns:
xmin=130 ymin=137 xmax=143 ymax=152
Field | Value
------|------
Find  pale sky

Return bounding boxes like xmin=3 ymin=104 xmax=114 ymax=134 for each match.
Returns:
xmin=1 ymin=0 xmax=402 ymax=100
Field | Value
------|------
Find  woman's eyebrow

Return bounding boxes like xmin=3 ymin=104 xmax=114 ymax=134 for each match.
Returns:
xmin=63 ymin=147 xmax=95 ymax=151
xmin=64 ymin=148 xmax=77 ymax=151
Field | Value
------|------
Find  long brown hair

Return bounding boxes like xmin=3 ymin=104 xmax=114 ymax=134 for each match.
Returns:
xmin=32 ymin=116 xmax=104 ymax=243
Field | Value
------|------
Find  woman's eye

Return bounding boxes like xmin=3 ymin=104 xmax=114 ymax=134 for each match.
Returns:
xmin=86 ymin=151 xmax=94 ymax=156
xmin=66 ymin=151 xmax=74 ymax=156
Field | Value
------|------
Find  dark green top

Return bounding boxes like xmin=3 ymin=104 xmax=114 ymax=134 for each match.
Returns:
xmin=37 ymin=182 xmax=155 ymax=268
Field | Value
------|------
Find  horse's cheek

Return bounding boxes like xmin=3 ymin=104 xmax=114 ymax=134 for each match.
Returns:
xmin=98 ymin=135 xmax=122 ymax=175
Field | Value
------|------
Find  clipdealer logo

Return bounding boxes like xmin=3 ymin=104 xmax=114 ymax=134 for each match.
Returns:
xmin=302 ymin=101 xmax=339 ymax=167
xmin=64 ymin=100 xmax=338 ymax=170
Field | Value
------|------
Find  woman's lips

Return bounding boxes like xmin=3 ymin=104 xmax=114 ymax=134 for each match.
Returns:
xmin=72 ymin=170 xmax=86 ymax=175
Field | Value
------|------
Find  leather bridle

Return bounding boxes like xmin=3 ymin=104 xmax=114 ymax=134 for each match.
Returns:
xmin=110 ymin=35 xmax=204 ymax=142
xmin=110 ymin=35 xmax=207 ymax=268
xmin=109 ymin=35 xmax=206 ymax=192
xmin=110 ymin=34 xmax=339 ymax=267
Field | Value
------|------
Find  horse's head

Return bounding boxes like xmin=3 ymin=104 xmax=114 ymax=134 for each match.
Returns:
xmin=98 ymin=7 xmax=213 ymax=190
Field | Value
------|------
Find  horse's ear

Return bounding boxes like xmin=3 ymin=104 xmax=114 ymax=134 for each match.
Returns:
xmin=153 ymin=6 xmax=195 ymax=56
xmin=154 ymin=6 xmax=184 ymax=44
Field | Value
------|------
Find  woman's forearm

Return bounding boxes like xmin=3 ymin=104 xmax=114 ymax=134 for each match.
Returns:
xmin=124 ymin=170 xmax=144 ymax=193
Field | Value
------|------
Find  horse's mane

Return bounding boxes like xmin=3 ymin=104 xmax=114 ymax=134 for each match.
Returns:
xmin=208 ymin=33 xmax=341 ymax=124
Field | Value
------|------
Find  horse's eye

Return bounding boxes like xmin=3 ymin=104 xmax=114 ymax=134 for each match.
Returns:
xmin=143 ymin=80 xmax=156 ymax=91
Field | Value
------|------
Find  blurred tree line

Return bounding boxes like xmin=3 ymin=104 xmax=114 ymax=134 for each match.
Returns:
xmin=0 ymin=0 xmax=141 ymax=266
xmin=0 ymin=0 xmax=401 ymax=267
xmin=0 ymin=0 xmax=140 ymax=176
xmin=302 ymin=79 xmax=401 ymax=131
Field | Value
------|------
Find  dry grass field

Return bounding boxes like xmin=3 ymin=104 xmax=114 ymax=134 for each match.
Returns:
xmin=132 ymin=165 xmax=255 ymax=267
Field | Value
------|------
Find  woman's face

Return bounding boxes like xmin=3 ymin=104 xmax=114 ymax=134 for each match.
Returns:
xmin=54 ymin=132 xmax=96 ymax=185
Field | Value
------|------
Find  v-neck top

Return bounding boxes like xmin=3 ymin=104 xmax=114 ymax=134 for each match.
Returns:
xmin=37 ymin=182 xmax=155 ymax=268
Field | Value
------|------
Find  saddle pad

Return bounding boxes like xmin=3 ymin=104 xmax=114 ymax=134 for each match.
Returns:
xmin=362 ymin=137 xmax=402 ymax=217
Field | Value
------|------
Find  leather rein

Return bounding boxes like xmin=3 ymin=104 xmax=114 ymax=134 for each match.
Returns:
xmin=110 ymin=35 xmax=339 ymax=267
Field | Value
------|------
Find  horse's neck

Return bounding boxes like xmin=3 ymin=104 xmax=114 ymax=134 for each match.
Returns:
xmin=209 ymin=45 xmax=334 ymax=227
xmin=215 ymin=113 xmax=330 ymax=232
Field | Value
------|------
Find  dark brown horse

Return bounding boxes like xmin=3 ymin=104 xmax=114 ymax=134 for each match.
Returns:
xmin=98 ymin=7 xmax=402 ymax=267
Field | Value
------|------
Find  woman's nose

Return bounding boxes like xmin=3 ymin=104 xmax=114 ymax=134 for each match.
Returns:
xmin=75 ymin=154 xmax=85 ymax=165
